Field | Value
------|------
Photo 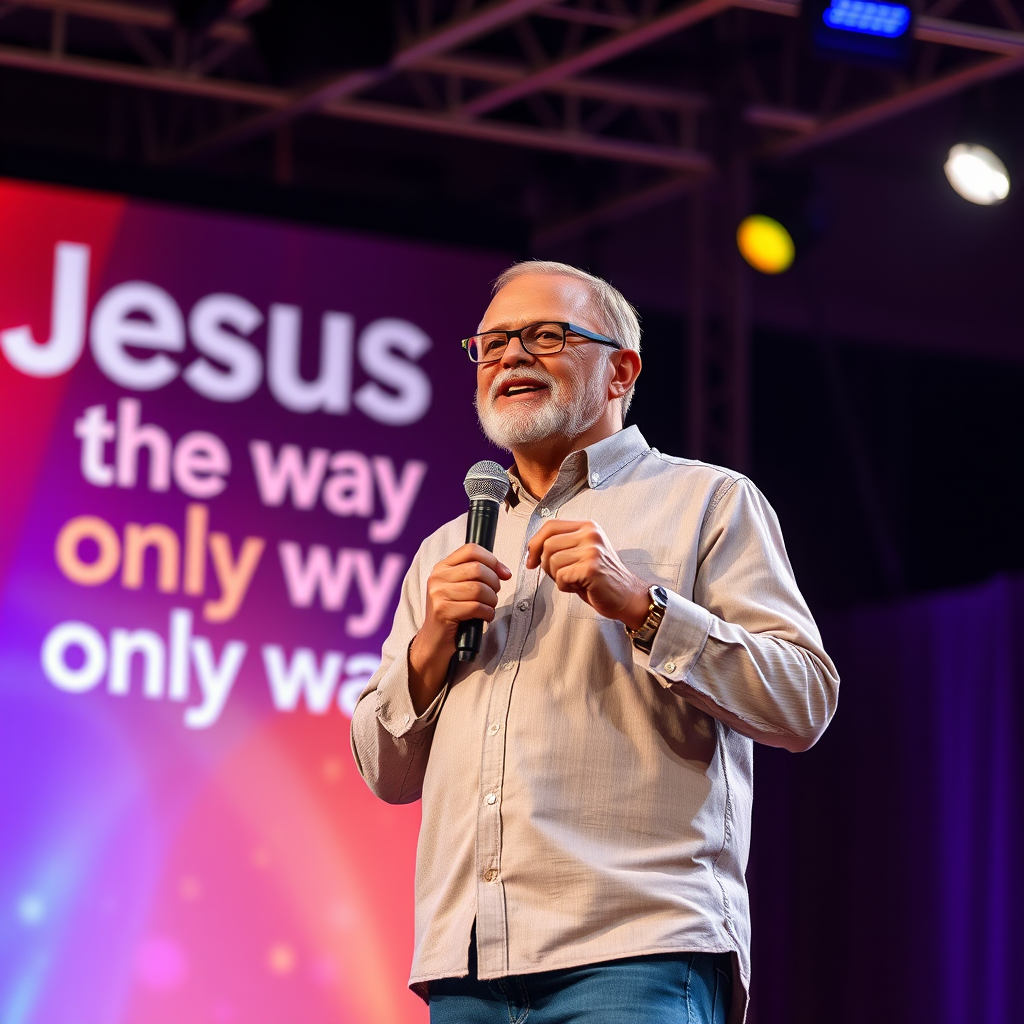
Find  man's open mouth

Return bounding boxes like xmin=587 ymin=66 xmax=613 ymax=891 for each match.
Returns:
xmin=499 ymin=379 xmax=549 ymax=398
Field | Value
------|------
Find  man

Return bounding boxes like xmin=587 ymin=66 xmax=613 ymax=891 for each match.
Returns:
xmin=351 ymin=261 xmax=839 ymax=1024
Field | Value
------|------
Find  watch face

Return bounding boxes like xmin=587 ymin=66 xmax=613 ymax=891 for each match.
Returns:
xmin=651 ymin=585 xmax=668 ymax=606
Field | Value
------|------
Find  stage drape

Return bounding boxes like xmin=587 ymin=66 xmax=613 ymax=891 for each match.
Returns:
xmin=749 ymin=573 xmax=1023 ymax=1024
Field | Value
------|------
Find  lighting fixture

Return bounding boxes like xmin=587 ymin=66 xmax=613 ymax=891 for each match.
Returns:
xmin=736 ymin=215 xmax=796 ymax=275
xmin=822 ymin=0 xmax=911 ymax=38
xmin=806 ymin=0 xmax=913 ymax=66
xmin=944 ymin=144 xmax=1011 ymax=206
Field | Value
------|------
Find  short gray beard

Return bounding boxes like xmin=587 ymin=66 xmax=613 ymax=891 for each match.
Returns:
xmin=475 ymin=363 xmax=608 ymax=452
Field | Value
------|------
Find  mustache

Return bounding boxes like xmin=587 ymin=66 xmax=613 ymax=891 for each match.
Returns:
xmin=486 ymin=367 xmax=558 ymax=402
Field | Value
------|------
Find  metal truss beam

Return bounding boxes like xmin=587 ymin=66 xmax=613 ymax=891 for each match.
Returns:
xmin=0 ymin=42 xmax=283 ymax=104
xmin=417 ymin=54 xmax=711 ymax=111
xmin=914 ymin=14 xmax=1024 ymax=52
xmin=459 ymin=0 xmax=836 ymax=118
xmin=529 ymin=20 xmax=1024 ymax=241
xmin=166 ymin=0 xmax=557 ymax=163
xmin=422 ymin=55 xmax=820 ymax=132
xmin=462 ymin=0 xmax=735 ymax=116
xmin=768 ymin=49 xmax=1024 ymax=159
xmin=0 ymin=43 xmax=711 ymax=170
xmin=0 ymin=41 xmax=816 ymax=168
xmin=684 ymin=171 xmax=750 ymax=471
xmin=323 ymin=100 xmax=713 ymax=171
xmin=533 ymin=175 xmax=704 ymax=248
xmin=446 ymin=1 xmax=1024 ymax=138
xmin=15 ymin=0 xmax=249 ymax=41
xmin=3 ymin=1 xmax=1022 ymax=178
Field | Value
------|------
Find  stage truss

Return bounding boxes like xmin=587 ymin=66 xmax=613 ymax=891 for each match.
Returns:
xmin=1 ymin=0 xmax=1021 ymax=468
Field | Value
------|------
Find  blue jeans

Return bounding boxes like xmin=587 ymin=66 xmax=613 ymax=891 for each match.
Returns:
xmin=428 ymin=937 xmax=732 ymax=1024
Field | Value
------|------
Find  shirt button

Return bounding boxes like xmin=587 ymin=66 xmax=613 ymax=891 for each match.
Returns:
xmin=502 ymin=661 xmax=514 ymax=671
xmin=517 ymin=599 xmax=530 ymax=611
xmin=590 ymin=471 xmax=600 ymax=485
xmin=485 ymin=792 xmax=497 ymax=805
xmin=664 ymin=661 xmax=677 ymax=673
xmin=484 ymin=868 xmax=499 ymax=883
xmin=488 ymin=723 xmax=499 ymax=735
xmin=539 ymin=507 xmax=551 ymax=518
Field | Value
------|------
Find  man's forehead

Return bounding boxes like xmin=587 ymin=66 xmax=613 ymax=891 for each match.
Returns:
xmin=479 ymin=273 xmax=597 ymax=331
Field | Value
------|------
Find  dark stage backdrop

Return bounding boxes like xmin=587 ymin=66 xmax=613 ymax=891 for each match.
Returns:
xmin=749 ymin=573 xmax=1024 ymax=1024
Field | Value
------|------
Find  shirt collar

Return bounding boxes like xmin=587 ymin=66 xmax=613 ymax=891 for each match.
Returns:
xmin=504 ymin=425 xmax=649 ymax=507
xmin=581 ymin=424 xmax=649 ymax=488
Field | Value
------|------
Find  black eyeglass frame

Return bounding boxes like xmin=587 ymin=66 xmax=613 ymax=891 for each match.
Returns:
xmin=461 ymin=321 xmax=621 ymax=365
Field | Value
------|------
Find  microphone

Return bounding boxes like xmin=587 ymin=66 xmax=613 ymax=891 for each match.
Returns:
xmin=455 ymin=460 xmax=510 ymax=663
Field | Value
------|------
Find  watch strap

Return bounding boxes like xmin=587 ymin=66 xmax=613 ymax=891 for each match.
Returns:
xmin=626 ymin=585 xmax=668 ymax=654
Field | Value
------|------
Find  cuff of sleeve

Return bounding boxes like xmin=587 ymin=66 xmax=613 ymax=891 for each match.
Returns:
xmin=637 ymin=590 xmax=714 ymax=687
xmin=375 ymin=649 xmax=448 ymax=738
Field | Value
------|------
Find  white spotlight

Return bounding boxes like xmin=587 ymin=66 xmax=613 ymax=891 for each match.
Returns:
xmin=944 ymin=143 xmax=1010 ymax=205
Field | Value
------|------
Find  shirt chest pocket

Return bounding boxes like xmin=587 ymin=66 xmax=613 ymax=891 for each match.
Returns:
xmin=565 ymin=559 xmax=682 ymax=620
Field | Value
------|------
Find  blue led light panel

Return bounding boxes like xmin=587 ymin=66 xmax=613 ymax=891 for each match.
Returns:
xmin=823 ymin=0 xmax=911 ymax=37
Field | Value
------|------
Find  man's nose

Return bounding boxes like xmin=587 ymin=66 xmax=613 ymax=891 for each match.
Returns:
xmin=500 ymin=333 xmax=535 ymax=366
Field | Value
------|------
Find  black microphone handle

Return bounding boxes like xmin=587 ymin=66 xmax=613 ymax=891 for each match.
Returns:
xmin=455 ymin=497 xmax=501 ymax=662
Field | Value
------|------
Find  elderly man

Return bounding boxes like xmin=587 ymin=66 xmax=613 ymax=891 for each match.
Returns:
xmin=351 ymin=261 xmax=838 ymax=1024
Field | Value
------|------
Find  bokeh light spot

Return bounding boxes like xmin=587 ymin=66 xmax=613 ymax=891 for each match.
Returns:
xmin=944 ymin=143 xmax=1010 ymax=205
xmin=17 ymin=894 xmax=46 ymax=926
xmin=321 ymin=757 xmax=343 ymax=783
xmin=179 ymin=875 xmax=202 ymax=901
xmin=737 ymin=214 xmax=796 ymax=274
xmin=267 ymin=942 xmax=296 ymax=975
xmin=135 ymin=935 xmax=188 ymax=990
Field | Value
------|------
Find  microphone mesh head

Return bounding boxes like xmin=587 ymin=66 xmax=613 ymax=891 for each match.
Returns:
xmin=464 ymin=460 xmax=510 ymax=503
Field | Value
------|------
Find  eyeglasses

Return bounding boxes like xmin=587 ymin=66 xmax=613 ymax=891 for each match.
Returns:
xmin=462 ymin=321 xmax=621 ymax=365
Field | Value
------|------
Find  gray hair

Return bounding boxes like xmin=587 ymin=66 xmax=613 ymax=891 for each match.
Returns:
xmin=491 ymin=260 xmax=642 ymax=417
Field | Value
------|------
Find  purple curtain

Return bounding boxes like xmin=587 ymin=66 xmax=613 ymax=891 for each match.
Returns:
xmin=747 ymin=574 xmax=1023 ymax=1024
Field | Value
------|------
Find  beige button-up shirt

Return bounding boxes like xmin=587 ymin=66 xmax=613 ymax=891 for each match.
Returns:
xmin=351 ymin=426 xmax=839 ymax=1023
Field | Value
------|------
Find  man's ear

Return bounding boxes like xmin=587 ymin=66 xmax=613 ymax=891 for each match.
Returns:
xmin=607 ymin=349 xmax=641 ymax=401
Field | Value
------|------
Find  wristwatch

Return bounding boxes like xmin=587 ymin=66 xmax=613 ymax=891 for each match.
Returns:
xmin=625 ymin=585 xmax=669 ymax=654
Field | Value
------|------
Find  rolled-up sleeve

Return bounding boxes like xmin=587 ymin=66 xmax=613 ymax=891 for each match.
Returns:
xmin=641 ymin=476 xmax=839 ymax=752
xmin=350 ymin=541 xmax=447 ymax=803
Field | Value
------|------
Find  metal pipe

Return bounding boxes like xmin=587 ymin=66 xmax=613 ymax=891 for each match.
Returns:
xmin=0 ymin=43 xmax=285 ymax=104
xmin=769 ymin=51 xmax=1024 ymax=159
xmin=914 ymin=15 xmax=1024 ymax=53
xmin=729 ymin=161 xmax=750 ymax=474
xmin=532 ymin=174 xmax=705 ymax=248
xmin=417 ymin=54 xmax=711 ymax=111
xmin=462 ymin=0 xmax=734 ymax=116
xmin=688 ymin=189 xmax=706 ymax=461
xmin=16 ymin=0 xmax=250 ymax=41
xmin=322 ymin=99 xmax=715 ymax=172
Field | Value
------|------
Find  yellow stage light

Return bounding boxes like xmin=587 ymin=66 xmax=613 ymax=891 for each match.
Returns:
xmin=736 ymin=214 xmax=796 ymax=274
